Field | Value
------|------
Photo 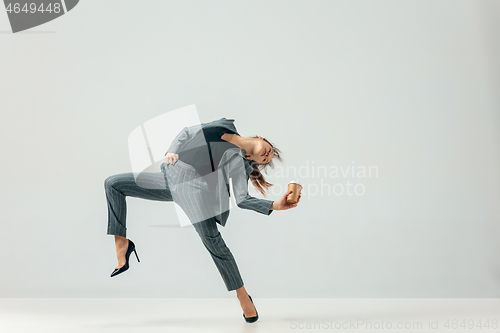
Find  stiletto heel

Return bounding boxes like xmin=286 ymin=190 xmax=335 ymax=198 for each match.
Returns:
xmin=110 ymin=239 xmax=140 ymax=277
xmin=243 ymin=294 xmax=259 ymax=323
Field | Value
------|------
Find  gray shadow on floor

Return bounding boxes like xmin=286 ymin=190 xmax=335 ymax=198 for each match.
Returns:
xmin=84 ymin=318 xmax=258 ymax=332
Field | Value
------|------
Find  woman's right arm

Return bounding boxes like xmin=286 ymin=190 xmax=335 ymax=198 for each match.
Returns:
xmin=227 ymin=153 xmax=300 ymax=214
xmin=164 ymin=124 xmax=202 ymax=164
xmin=165 ymin=126 xmax=191 ymax=156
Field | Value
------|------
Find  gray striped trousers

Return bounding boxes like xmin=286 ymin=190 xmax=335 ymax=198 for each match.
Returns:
xmin=104 ymin=165 xmax=244 ymax=291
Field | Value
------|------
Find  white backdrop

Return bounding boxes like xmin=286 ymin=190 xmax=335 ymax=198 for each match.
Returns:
xmin=0 ymin=0 xmax=499 ymax=298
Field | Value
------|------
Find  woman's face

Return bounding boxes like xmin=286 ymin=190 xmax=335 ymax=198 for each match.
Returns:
xmin=247 ymin=136 xmax=274 ymax=164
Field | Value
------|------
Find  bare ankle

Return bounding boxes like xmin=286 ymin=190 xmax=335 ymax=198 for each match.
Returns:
xmin=114 ymin=236 xmax=128 ymax=244
xmin=236 ymin=286 xmax=249 ymax=300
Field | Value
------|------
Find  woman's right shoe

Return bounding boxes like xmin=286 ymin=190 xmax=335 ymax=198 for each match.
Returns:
xmin=243 ymin=294 xmax=259 ymax=323
xmin=110 ymin=239 xmax=140 ymax=277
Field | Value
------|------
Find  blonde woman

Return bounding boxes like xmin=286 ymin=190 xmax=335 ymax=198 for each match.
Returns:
xmin=105 ymin=118 xmax=301 ymax=323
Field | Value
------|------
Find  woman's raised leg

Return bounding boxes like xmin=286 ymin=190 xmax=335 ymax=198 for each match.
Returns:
xmin=104 ymin=171 xmax=172 ymax=268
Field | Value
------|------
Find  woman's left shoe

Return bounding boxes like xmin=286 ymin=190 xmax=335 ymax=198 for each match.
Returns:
xmin=110 ymin=239 xmax=140 ymax=277
xmin=243 ymin=294 xmax=259 ymax=323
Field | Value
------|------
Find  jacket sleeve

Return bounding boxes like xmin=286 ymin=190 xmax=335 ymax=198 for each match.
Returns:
xmin=227 ymin=153 xmax=274 ymax=216
xmin=165 ymin=125 xmax=196 ymax=155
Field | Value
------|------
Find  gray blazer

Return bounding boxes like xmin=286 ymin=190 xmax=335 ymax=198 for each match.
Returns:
xmin=165 ymin=117 xmax=274 ymax=226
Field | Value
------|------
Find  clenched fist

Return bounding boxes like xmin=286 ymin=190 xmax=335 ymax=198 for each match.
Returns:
xmin=165 ymin=152 xmax=179 ymax=165
xmin=271 ymin=190 xmax=302 ymax=211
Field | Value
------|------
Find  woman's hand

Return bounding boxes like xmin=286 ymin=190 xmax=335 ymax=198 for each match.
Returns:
xmin=165 ymin=152 xmax=179 ymax=165
xmin=271 ymin=190 xmax=302 ymax=211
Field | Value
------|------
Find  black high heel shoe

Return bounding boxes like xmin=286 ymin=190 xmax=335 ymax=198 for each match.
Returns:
xmin=243 ymin=294 xmax=259 ymax=323
xmin=110 ymin=239 xmax=140 ymax=277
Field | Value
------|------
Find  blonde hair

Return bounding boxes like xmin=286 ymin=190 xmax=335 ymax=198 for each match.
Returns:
xmin=246 ymin=136 xmax=283 ymax=197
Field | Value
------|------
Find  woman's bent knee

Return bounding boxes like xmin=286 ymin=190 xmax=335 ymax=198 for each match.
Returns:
xmin=104 ymin=175 xmax=114 ymax=189
xmin=104 ymin=174 xmax=121 ymax=190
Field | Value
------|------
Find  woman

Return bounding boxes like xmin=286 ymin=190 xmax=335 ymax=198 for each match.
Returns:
xmin=104 ymin=117 xmax=301 ymax=323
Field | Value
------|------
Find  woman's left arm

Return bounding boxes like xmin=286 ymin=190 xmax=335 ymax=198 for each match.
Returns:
xmin=227 ymin=155 xmax=274 ymax=216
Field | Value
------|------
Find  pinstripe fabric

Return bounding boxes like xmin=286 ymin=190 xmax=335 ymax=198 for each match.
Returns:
xmin=104 ymin=117 xmax=274 ymax=291
xmin=104 ymin=161 xmax=244 ymax=291
xmin=161 ymin=158 xmax=220 ymax=226
xmin=105 ymin=171 xmax=172 ymax=237
xmin=165 ymin=117 xmax=274 ymax=226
